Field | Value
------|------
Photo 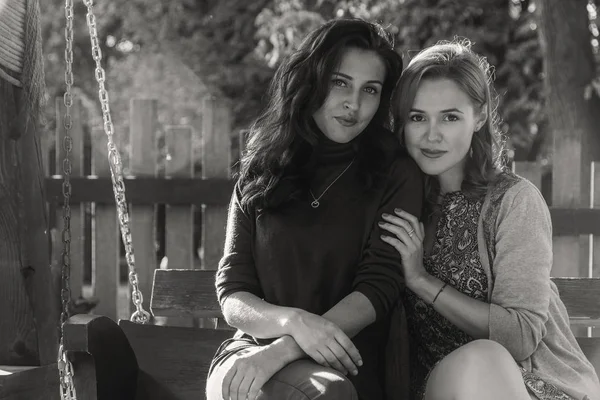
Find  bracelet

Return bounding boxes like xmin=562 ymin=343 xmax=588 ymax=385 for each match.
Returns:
xmin=432 ymin=282 xmax=448 ymax=305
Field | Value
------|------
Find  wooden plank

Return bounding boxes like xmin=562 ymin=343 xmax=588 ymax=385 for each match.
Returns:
xmin=129 ymin=99 xmax=158 ymax=314
xmin=55 ymin=96 xmax=85 ymax=300
xmin=513 ymin=161 xmax=542 ymax=190
xmin=201 ymin=96 xmax=231 ymax=271
xmin=120 ymin=320 xmax=233 ymax=400
xmin=549 ymin=208 xmax=600 ymax=236
xmin=91 ymin=127 xmax=119 ymax=321
xmin=593 ymin=162 xmax=600 ymax=337
xmin=165 ymin=126 xmax=194 ymax=270
xmin=45 ymin=176 xmax=234 ymax=205
xmin=14 ymin=89 xmax=59 ymax=365
xmin=0 ymin=83 xmax=38 ymax=365
xmin=151 ymin=269 xmax=222 ymax=319
xmin=0 ymin=363 xmax=60 ymax=400
xmin=551 ymin=278 xmax=600 ymax=319
xmin=163 ymin=127 xmax=195 ymax=327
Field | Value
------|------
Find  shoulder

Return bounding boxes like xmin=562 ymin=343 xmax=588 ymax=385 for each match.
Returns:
xmin=484 ymin=171 xmax=550 ymax=226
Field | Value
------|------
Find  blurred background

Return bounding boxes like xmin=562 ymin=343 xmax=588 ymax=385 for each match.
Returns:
xmin=35 ymin=0 xmax=600 ymax=318
xmin=38 ymin=0 xmax=600 ymax=172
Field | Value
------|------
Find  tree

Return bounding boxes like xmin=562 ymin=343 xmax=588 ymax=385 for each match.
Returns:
xmin=537 ymin=0 xmax=600 ymax=207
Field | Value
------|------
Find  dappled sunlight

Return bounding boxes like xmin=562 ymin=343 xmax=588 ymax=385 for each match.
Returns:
xmin=0 ymin=0 xmax=6 ymax=15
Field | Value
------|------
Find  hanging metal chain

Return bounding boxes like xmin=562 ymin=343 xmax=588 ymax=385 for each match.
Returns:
xmin=57 ymin=0 xmax=78 ymax=398
xmin=82 ymin=0 xmax=150 ymax=324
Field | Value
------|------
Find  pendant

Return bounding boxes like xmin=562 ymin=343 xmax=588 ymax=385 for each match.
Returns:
xmin=311 ymin=200 xmax=320 ymax=208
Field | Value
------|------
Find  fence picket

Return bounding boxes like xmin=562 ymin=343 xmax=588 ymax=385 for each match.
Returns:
xmin=129 ymin=99 xmax=158 ymax=313
xmin=91 ymin=127 xmax=119 ymax=321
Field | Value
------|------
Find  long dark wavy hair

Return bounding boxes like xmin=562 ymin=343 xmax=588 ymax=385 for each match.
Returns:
xmin=393 ymin=39 xmax=506 ymax=216
xmin=238 ymin=18 xmax=403 ymax=211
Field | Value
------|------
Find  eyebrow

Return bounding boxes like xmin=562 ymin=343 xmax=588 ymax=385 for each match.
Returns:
xmin=410 ymin=108 xmax=464 ymax=114
xmin=333 ymin=72 xmax=383 ymax=85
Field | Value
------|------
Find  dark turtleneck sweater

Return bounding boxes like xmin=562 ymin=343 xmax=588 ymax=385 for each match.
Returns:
xmin=214 ymin=133 xmax=423 ymax=399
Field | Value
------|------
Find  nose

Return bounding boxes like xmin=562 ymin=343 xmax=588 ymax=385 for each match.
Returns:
xmin=426 ymin=121 xmax=442 ymax=142
xmin=343 ymin=92 xmax=360 ymax=112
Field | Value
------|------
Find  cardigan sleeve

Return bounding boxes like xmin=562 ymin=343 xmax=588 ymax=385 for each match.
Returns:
xmin=352 ymin=156 xmax=424 ymax=320
xmin=215 ymin=182 xmax=264 ymax=307
xmin=488 ymin=181 xmax=553 ymax=361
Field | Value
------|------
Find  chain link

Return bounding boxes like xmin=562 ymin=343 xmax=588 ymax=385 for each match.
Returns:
xmin=58 ymin=1 xmax=77 ymax=398
xmin=82 ymin=0 xmax=150 ymax=324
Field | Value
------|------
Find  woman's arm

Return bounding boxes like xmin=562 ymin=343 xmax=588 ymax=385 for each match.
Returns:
xmin=387 ymin=181 xmax=552 ymax=360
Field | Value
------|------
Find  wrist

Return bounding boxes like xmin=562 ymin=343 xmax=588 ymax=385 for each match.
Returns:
xmin=408 ymin=273 xmax=441 ymax=303
xmin=268 ymin=335 xmax=304 ymax=365
xmin=279 ymin=307 xmax=302 ymax=336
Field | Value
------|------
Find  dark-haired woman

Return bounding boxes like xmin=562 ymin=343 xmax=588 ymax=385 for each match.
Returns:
xmin=206 ymin=18 xmax=423 ymax=400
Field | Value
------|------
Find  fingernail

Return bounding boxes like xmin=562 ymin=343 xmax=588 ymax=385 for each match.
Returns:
xmin=394 ymin=208 xmax=402 ymax=213
xmin=378 ymin=222 xmax=384 ymax=226
xmin=382 ymin=213 xmax=390 ymax=218
xmin=358 ymin=360 xmax=363 ymax=366
xmin=352 ymin=369 xmax=358 ymax=376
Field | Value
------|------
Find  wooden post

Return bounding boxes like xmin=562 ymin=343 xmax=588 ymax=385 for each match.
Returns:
xmin=129 ymin=99 xmax=158 ymax=313
xmin=55 ymin=97 xmax=85 ymax=300
xmin=201 ymin=97 xmax=231 ymax=329
xmin=592 ymin=162 xmax=600 ymax=337
xmin=201 ymin=97 xmax=231 ymax=271
xmin=163 ymin=126 xmax=195 ymax=327
xmin=0 ymin=84 xmax=58 ymax=365
xmin=165 ymin=126 xmax=194 ymax=271
xmin=91 ymin=127 xmax=119 ymax=321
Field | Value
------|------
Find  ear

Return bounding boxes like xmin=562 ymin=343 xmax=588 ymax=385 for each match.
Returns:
xmin=475 ymin=106 xmax=488 ymax=132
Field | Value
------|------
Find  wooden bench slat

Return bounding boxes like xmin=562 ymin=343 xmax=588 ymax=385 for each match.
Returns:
xmin=151 ymin=269 xmax=222 ymax=319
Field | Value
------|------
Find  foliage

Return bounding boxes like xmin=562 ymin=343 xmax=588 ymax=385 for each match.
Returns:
xmin=38 ymin=0 xmax=595 ymax=164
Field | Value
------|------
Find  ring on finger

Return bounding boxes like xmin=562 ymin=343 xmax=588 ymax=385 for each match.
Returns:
xmin=407 ymin=228 xmax=415 ymax=237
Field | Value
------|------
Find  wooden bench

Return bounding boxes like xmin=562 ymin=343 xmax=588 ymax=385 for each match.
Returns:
xmin=61 ymin=270 xmax=600 ymax=400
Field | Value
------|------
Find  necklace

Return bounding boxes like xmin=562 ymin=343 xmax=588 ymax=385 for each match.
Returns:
xmin=309 ymin=158 xmax=355 ymax=208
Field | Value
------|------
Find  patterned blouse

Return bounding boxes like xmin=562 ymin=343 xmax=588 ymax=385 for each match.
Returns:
xmin=405 ymin=191 xmax=577 ymax=400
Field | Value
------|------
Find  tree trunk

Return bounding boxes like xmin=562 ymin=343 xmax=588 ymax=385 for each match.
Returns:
xmin=537 ymin=0 xmax=600 ymax=289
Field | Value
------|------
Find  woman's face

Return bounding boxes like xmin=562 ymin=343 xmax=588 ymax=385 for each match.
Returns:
xmin=312 ymin=47 xmax=386 ymax=143
xmin=403 ymin=78 xmax=486 ymax=193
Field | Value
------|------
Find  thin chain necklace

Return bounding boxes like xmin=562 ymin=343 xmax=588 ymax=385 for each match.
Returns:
xmin=309 ymin=158 xmax=355 ymax=208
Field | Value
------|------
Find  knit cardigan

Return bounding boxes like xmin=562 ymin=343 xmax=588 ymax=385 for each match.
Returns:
xmin=385 ymin=173 xmax=600 ymax=400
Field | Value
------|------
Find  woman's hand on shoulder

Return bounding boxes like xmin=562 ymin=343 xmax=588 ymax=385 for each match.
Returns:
xmin=379 ymin=208 xmax=429 ymax=289
xmin=288 ymin=309 xmax=363 ymax=376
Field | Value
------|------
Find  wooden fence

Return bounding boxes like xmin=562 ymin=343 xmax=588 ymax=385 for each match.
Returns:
xmin=44 ymin=96 xmax=600 ymax=334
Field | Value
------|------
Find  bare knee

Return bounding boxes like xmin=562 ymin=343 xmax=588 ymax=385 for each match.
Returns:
xmin=424 ymin=340 xmax=518 ymax=399
xmin=260 ymin=360 xmax=358 ymax=400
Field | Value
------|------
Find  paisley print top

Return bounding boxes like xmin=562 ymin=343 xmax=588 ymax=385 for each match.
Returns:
xmin=405 ymin=191 xmax=487 ymax=399
xmin=405 ymin=191 xmax=577 ymax=400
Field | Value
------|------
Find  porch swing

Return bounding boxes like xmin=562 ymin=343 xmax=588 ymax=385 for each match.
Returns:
xmin=55 ymin=1 xmax=232 ymax=399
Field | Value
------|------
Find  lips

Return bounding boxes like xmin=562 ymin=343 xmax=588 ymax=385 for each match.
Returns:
xmin=335 ymin=116 xmax=358 ymax=127
xmin=421 ymin=148 xmax=447 ymax=159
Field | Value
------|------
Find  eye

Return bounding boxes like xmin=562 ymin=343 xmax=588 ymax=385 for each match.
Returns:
xmin=364 ymin=86 xmax=379 ymax=95
xmin=444 ymin=113 xmax=460 ymax=122
xmin=332 ymin=79 xmax=347 ymax=87
xmin=409 ymin=114 xmax=425 ymax=122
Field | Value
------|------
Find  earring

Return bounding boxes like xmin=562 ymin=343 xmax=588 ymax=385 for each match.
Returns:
xmin=469 ymin=146 xmax=474 ymax=158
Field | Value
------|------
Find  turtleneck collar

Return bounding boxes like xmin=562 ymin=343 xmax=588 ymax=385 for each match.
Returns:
xmin=312 ymin=119 xmax=361 ymax=165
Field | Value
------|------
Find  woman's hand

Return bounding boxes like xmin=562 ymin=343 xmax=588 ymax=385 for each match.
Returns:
xmin=222 ymin=343 xmax=289 ymax=400
xmin=289 ymin=310 xmax=362 ymax=376
xmin=379 ymin=208 xmax=429 ymax=289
